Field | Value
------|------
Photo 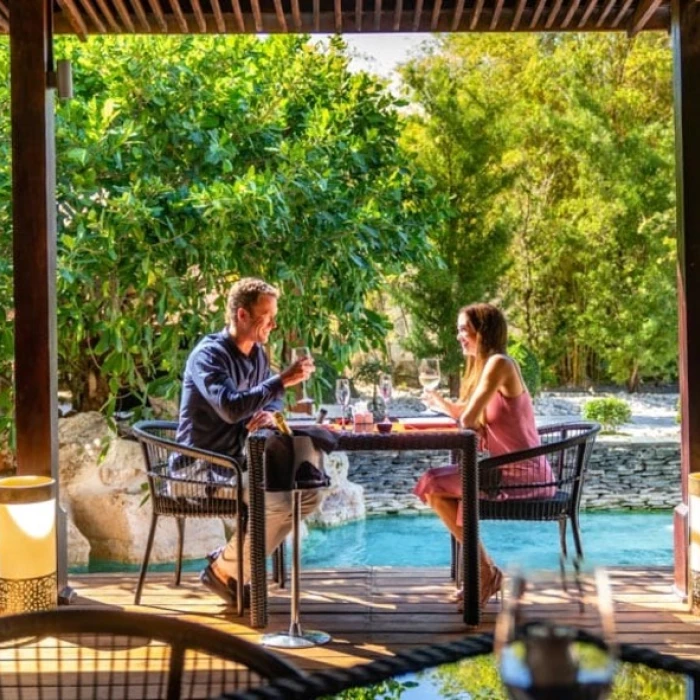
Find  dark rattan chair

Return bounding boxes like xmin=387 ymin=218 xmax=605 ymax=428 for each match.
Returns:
xmin=131 ymin=420 xmax=247 ymax=615
xmin=0 ymin=608 xmax=303 ymax=700
xmin=451 ymin=421 xmax=601 ymax=581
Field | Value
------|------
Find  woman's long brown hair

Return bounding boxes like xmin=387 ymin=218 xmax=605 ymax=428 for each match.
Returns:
xmin=459 ymin=304 xmax=509 ymax=413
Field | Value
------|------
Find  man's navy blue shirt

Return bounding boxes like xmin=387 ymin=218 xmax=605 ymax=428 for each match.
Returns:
xmin=176 ymin=329 xmax=285 ymax=461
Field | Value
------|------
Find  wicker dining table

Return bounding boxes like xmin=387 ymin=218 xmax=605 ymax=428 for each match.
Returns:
xmin=245 ymin=424 xmax=480 ymax=630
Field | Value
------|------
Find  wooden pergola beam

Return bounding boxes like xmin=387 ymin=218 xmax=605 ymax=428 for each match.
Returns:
xmin=210 ymin=0 xmax=225 ymax=32
xmin=511 ymin=0 xmax=528 ymax=29
xmin=545 ymin=0 xmax=564 ymax=26
xmin=490 ymin=0 xmax=505 ymax=28
xmin=231 ymin=0 xmax=246 ymax=31
xmin=374 ymin=0 xmax=382 ymax=29
xmin=113 ymin=0 xmax=136 ymax=31
xmin=129 ymin=0 xmax=152 ymax=31
xmin=393 ymin=0 xmax=403 ymax=29
xmin=314 ymin=0 xmax=321 ymax=30
xmin=530 ymin=0 xmax=548 ymax=26
xmin=596 ymin=0 xmax=618 ymax=26
xmin=190 ymin=0 xmax=208 ymax=31
xmin=470 ymin=0 xmax=485 ymax=28
xmin=451 ymin=0 xmax=466 ymax=29
xmin=335 ymin=0 xmax=342 ymax=31
xmin=77 ymin=0 xmax=107 ymax=32
xmin=94 ymin=0 xmax=121 ymax=31
xmin=355 ymin=0 xmax=362 ymax=30
xmin=167 ymin=0 xmax=189 ymax=32
xmin=292 ymin=0 xmax=303 ymax=29
xmin=430 ymin=0 xmax=442 ymax=29
xmin=578 ymin=0 xmax=599 ymax=26
xmin=57 ymin=0 xmax=88 ymax=39
xmin=273 ymin=0 xmax=288 ymax=31
xmin=561 ymin=0 xmax=582 ymax=27
xmin=413 ymin=0 xmax=424 ymax=30
xmin=146 ymin=0 xmax=168 ymax=31
xmin=611 ymin=0 xmax=635 ymax=26
xmin=0 ymin=1 xmax=8 ymax=20
xmin=629 ymin=0 xmax=665 ymax=33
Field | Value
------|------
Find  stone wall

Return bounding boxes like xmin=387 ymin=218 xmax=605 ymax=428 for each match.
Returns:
xmin=347 ymin=440 xmax=681 ymax=516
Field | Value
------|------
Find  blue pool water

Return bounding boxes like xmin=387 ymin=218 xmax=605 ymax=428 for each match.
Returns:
xmin=86 ymin=510 xmax=672 ymax=574
xmin=301 ymin=511 xmax=672 ymax=570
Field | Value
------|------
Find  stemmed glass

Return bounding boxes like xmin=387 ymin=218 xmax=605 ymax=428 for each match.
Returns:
xmin=379 ymin=374 xmax=393 ymax=421
xmin=496 ymin=567 xmax=617 ymax=700
xmin=418 ymin=359 xmax=441 ymax=408
xmin=291 ymin=346 xmax=312 ymax=403
xmin=335 ymin=378 xmax=351 ymax=430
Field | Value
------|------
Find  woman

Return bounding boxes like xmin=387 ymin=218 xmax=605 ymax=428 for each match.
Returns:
xmin=414 ymin=303 xmax=555 ymax=608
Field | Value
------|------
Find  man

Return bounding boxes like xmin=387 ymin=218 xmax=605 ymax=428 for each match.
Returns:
xmin=176 ymin=277 xmax=319 ymax=607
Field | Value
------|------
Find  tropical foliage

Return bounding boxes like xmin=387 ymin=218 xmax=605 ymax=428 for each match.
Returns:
xmin=400 ymin=34 xmax=676 ymax=391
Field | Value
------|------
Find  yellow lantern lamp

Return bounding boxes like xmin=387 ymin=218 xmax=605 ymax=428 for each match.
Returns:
xmin=0 ymin=475 xmax=57 ymax=614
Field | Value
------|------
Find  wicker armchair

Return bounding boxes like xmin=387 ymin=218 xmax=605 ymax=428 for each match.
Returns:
xmin=131 ymin=420 xmax=247 ymax=615
xmin=451 ymin=421 xmax=600 ymax=578
xmin=0 ymin=608 xmax=303 ymax=700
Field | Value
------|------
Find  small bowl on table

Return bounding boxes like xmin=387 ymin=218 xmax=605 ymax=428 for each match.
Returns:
xmin=376 ymin=421 xmax=393 ymax=434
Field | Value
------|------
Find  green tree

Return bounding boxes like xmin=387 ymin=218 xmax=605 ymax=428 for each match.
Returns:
xmin=0 ymin=35 xmax=440 ymax=443
xmin=398 ymin=37 xmax=518 ymax=392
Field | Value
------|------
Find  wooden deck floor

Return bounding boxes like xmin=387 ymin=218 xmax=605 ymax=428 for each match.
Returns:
xmin=70 ymin=567 xmax=700 ymax=673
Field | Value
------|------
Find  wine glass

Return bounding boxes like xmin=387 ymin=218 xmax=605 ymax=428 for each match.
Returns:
xmin=291 ymin=346 xmax=312 ymax=403
xmin=418 ymin=358 xmax=441 ymax=409
xmin=379 ymin=374 xmax=392 ymax=421
xmin=335 ymin=378 xmax=351 ymax=430
xmin=496 ymin=566 xmax=617 ymax=700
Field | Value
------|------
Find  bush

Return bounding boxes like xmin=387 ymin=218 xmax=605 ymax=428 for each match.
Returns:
xmin=582 ymin=397 xmax=632 ymax=432
xmin=508 ymin=341 xmax=541 ymax=397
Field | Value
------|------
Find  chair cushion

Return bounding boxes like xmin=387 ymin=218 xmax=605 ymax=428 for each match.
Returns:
xmin=479 ymin=490 xmax=571 ymax=520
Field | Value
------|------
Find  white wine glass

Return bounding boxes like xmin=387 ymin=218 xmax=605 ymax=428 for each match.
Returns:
xmin=418 ymin=358 xmax=441 ymax=409
xmin=496 ymin=566 xmax=617 ymax=700
xmin=335 ymin=378 xmax=351 ymax=430
xmin=379 ymin=374 xmax=393 ymax=421
xmin=291 ymin=346 xmax=312 ymax=403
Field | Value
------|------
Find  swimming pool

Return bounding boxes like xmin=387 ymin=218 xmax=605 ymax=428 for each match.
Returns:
xmin=86 ymin=510 xmax=672 ymax=574
xmin=301 ymin=511 xmax=672 ymax=570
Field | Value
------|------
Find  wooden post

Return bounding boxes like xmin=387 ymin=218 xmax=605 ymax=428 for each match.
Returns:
xmin=10 ymin=0 xmax=69 ymax=599
xmin=672 ymin=0 xmax=700 ymax=600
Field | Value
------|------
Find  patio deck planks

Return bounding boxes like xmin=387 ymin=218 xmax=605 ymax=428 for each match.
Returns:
xmin=63 ymin=566 xmax=700 ymax=671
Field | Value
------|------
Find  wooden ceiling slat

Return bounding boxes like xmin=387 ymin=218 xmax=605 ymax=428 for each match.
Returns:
xmin=0 ymin=1 xmax=8 ymax=19
xmin=490 ymin=0 xmax=504 ymax=28
xmin=511 ymin=0 xmax=528 ymax=29
xmin=313 ymin=0 xmax=320 ymax=30
xmin=545 ymin=0 xmax=563 ymax=26
xmin=250 ymin=0 xmax=263 ymax=31
xmin=595 ymin=0 xmax=618 ymax=26
xmin=57 ymin=0 xmax=88 ymax=39
xmin=578 ymin=0 xmax=598 ymax=26
xmin=230 ymin=0 xmax=246 ymax=31
xmin=611 ymin=0 xmax=634 ymax=26
xmin=530 ymin=0 xmax=548 ymax=26
xmin=209 ymin=0 xmax=225 ymax=31
xmin=190 ymin=0 xmax=208 ymax=31
xmin=470 ymin=0 xmax=485 ymax=28
xmin=393 ymin=0 xmax=403 ymax=29
xmin=335 ymin=0 xmax=342 ymax=31
xmin=274 ymin=0 xmax=288 ymax=30
xmin=76 ymin=0 xmax=107 ymax=32
xmin=374 ymin=0 xmax=382 ymax=29
xmin=355 ymin=0 xmax=362 ymax=30
xmin=292 ymin=0 xmax=303 ymax=29
xmin=561 ymin=0 xmax=581 ymax=27
xmin=112 ymin=0 xmax=136 ymax=31
xmin=145 ymin=0 xmax=168 ymax=31
xmin=0 ymin=14 xmax=7 ymax=32
xmin=167 ymin=0 xmax=189 ymax=31
xmin=129 ymin=0 xmax=152 ymax=30
xmin=93 ymin=0 xmax=121 ymax=30
xmin=451 ymin=0 xmax=465 ymax=29
xmin=412 ymin=0 xmax=423 ymax=30
xmin=628 ymin=0 xmax=664 ymax=33
xmin=430 ymin=0 xmax=442 ymax=29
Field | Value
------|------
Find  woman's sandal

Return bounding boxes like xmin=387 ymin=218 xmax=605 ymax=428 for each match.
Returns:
xmin=455 ymin=567 xmax=504 ymax=611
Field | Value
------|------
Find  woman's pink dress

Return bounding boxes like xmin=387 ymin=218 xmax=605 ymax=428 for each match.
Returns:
xmin=413 ymin=390 xmax=556 ymax=522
